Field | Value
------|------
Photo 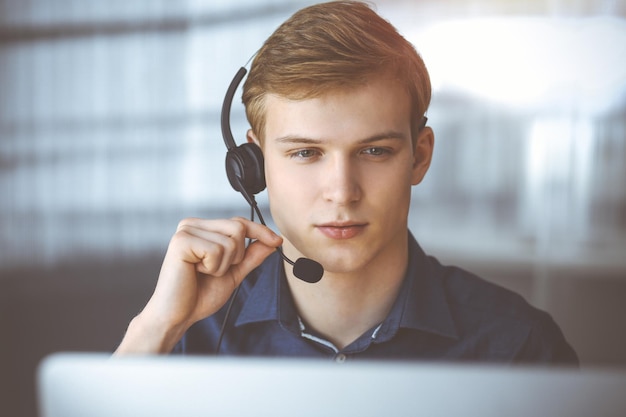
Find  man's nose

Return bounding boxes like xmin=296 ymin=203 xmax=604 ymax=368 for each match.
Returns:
xmin=321 ymin=155 xmax=361 ymax=205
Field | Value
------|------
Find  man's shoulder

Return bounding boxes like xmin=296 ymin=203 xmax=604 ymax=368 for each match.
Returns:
xmin=425 ymin=256 xmax=578 ymax=364
xmin=436 ymin=261 xmax=541 ymax=322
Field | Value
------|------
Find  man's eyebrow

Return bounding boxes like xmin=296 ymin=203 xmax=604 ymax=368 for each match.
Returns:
xmin=360 ymin=131 xmax=408 ymax=143
xmin=274 ymin=136 xmax=322 ymax=145
xmin=273 ymin=131 xmax=407 ymax=145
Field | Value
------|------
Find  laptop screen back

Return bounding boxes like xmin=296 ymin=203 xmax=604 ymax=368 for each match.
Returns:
xmin=37 ymin=353 xmax=626 ymax=417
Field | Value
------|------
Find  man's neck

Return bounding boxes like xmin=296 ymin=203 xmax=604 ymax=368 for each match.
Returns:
xmin=284 ymin=241 xmax=409 ymax=350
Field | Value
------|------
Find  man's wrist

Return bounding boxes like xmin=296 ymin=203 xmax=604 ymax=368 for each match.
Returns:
xmin=114 ymin=313 xmax=185 ymax=355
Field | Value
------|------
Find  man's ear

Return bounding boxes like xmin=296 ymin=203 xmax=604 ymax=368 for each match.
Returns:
xmin=247 ymin=129 xmax=261 ymax=147
xmin=411 ymin=126 xmax=434 ymax=186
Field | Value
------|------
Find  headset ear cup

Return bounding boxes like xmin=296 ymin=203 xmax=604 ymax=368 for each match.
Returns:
xmin=225 ymin=142 xmax=266 ymax=195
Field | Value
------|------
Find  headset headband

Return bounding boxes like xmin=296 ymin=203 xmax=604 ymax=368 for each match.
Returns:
xmin=221 ymin=67 xmax=248 ymax=151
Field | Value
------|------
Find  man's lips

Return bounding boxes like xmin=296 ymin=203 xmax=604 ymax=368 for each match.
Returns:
xmin=316 ymin=222 xmax=367 ymax=239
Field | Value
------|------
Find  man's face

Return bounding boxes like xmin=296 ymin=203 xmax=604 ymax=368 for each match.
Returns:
xmin=250 ymin=77 xmax=433 ymax=275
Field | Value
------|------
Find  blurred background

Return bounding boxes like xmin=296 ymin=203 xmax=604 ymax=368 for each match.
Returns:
xmin=1 ymin=0 xmax=625 ymax=416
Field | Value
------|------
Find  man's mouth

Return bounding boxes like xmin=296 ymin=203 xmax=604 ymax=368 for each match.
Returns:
xmin=316 ymin=222 xmax=367 ymax=240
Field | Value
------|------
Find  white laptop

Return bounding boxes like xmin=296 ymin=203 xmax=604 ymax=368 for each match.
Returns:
xmin=37 ymin=352 xmax=626 ymax=417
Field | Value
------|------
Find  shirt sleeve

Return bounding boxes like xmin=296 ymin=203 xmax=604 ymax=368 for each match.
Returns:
xmin=513 ymin=311 xmax=579 ymax=366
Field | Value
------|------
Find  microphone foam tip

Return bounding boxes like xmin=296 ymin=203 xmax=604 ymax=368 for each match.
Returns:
xmin=293 ymin=258 xmax=324 ymax=283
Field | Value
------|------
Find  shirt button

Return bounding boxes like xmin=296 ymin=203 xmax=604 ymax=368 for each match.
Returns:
xmin=335 ymin=353 xmax=347 ymax=363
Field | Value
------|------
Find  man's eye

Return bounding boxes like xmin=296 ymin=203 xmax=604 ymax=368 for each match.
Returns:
xmin=362 ymin=147 xmax=390 ymax=156
xmin=291 ymin=149 xmax=318 ymax=159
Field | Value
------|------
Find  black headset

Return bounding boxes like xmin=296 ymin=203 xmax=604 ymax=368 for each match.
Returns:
xmin=221 ymin=67 xmax=266 ymax=200
xmin=219 ymin=65 xmax=324 ymax=285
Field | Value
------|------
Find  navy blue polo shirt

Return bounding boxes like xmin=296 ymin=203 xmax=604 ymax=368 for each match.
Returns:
xmin=175 ymin=233 xmax=578 ymax=364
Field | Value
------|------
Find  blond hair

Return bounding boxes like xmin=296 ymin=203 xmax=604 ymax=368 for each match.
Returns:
xmin=242 ymin=0 xmax=431 ymax=144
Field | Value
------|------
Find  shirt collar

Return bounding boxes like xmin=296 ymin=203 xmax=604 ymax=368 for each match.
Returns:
xmin=234 ymin=233 xmax=459 ymax=341
xmin=234 ymin=252 xmax=300 ymax=332
xmin=387 ymin=233 xmax=459 ymax=340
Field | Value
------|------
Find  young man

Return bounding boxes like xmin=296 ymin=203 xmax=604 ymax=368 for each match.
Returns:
xmin=116 ymin=1 xmax=578 ymax=363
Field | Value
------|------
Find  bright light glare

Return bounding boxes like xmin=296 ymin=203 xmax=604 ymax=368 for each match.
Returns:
xmin=409 ymin=17 xmax=626 ymax=114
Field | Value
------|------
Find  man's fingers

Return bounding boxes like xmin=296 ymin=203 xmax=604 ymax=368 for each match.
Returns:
xmin=228 ymin=240 xmax=279 ymax=286
xmin=171 ymin=217 xmax=282 ymax=277
xmin=177 ymin=217 xmax=282 ymax=248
